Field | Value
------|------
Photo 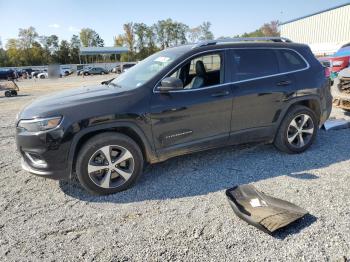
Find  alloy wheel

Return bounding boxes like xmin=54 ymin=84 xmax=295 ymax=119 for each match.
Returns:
xmin=87 ymin=145 xmax=134 ymax=189
xmin=287 ymin=114 xmax=314 ymax=148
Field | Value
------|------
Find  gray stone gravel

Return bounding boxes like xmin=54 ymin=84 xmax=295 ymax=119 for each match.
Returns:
xmin=0 ymin=78 xmax=350 ymax=261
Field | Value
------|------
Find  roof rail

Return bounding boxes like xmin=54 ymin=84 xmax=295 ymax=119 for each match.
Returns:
xmin=192 ymin=37 xmax=293 ymax=49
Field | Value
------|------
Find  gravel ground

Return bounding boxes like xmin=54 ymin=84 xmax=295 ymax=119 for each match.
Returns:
xmin=0 ymin=77 xmax=350 ymax=261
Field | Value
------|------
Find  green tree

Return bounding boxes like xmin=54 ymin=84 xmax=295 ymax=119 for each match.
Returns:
xmin=18 ymin=26 xmax=40 ymax=65
xmin=18 ymin=26 xmax=38 ymax=49
xmin=134 ymin=23 xmax=148 ymax=56
xmin=123 ymin=23 xmax=135 ymax=59
xmin=188 ymin=26 xmax=201 ymax=43
xmin=133 ymin=23 xmax=159 ymax=59
xmin=199 ymin=22 xmax=214 ymax=40
xmin=154 ymin=19 xmax=189 ymax=49
xmin=30 ymin=42 xmax=45 ymax=65
xmin=80 ymin=28 xmax=104 ymax=47
xmin=261 ymin=21 xmax=280 ymax=36
xmin=58 ymin=40 xmax=70 ymax=64
xmin=6 ymin=39 xmax=23 ymax=66
xmin=145 ymin=25 xmax=158 ymax=56
xmin=69 ymin=34 xmax=81 ymax=63
xmin=239 ymin=20 xmax=280 ymax=38
xmin=40 ymin=34 xmax=59 ymax=63
xmin=0 ymin=48 xmax=9 ymax=67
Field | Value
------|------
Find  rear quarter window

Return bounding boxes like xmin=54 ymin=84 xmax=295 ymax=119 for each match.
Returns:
xmin=278 ymin=49 xmax=307 ymax=72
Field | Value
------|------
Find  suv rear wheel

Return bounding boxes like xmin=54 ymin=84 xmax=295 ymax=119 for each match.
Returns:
xmin=76 ymin=132 xmax=143 ymax=195
xmin=274 ymin=105 xmax=318 ymax=154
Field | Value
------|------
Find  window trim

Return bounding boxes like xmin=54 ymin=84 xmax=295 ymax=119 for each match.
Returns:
xmin=153 ymin=47 xmax=310 ymax=93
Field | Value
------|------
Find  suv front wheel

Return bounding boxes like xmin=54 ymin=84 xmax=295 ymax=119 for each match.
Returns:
xmin=76 ymin=132 xmax=144 ymax=195
xmin=274 ymin=105 xmax=318 ymax=154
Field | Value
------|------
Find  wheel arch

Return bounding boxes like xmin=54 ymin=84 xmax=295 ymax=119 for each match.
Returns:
xmin=279 ymin=96 xmax=321 ymax=126
xmin=273 ymin=95 xmax=321 ymax=141
xmin=67 ymin=122 xmax=156 ymax=177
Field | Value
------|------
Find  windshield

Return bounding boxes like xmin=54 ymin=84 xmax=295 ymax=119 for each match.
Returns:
xmin=110 ymin=48 xmax=186 ymax=90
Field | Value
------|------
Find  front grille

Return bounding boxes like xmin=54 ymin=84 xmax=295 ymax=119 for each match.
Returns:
xmin=338 ymin=77 xmax=350 ymax=94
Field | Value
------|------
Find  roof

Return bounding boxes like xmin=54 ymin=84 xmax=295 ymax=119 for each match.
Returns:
xmin=192 ymin=37 xmax=292 ymax=49
xmin=280 ymin=2 xmax=350 ymax=25
xmin=80 ymin=46 xmax=129 ymax=55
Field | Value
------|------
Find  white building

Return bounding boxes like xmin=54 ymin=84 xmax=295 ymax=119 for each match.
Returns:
xmin=280 ymin=3 xmax=350 ymax=56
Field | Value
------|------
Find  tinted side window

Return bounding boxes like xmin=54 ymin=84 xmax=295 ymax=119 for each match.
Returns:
xmin=278 ymin=50 xmax=307 ymax=72
xmin=232 ymin=49 xmax=279 ymax=81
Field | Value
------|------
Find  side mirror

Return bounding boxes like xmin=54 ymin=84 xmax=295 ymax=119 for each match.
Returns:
xmin=158 ymin=77 xmax=183 ymax=92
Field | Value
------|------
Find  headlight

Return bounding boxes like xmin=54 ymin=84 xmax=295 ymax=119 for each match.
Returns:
xmin=17 ymin=116 xmax=62 ymax=132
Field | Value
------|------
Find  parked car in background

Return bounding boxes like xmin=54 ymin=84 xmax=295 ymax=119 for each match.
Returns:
xmin=0 ymin=69 xmax=16 ymax=80
xmin=16 ymin=37 xmax=332 ymax=195
xmin=112 ymin=63 xmax=136 ymax=74
xmin=77 ymin=66 xmax=92 ymax=75
xmin=37 ymin=72 xmax=48 ymax=79
xmin=83 ymin=67 xmax=109 ymax=75
xmin=122 ymin=63 xmax=136 ymax=72
xmin=31 ymin=70 xmax=44 ymax=78
xmin=326 ymin=44 xmax=350 ymax=75
xmin=61 ymin=66 xmax=73 ymax=76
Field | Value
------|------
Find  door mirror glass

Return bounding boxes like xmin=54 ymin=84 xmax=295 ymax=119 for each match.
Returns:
xmin=158 ymin=77 xmax=183 ymax=91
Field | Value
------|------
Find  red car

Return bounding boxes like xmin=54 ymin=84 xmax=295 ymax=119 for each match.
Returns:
xmin=329 ymin=45 xmax=350 ymax=73
xmin=329 ymin=56 xmax=349 ymax=73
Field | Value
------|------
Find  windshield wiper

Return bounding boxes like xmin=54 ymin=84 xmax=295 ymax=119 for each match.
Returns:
xmin=108 ymin=82 xmax=122 ymax=88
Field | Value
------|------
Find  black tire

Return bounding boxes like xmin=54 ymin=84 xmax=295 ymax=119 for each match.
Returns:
xmin=84 ymin=72 xmax=89 ymax=76
xmin=101 ymin=72 xmax=105 ymax=75
xmin=76 ymin=132 xmax=144 ymax=195
xmin=274 ymin=105 xmax=318 ymax=154
xmin=4 ymin=91 xmax=11 ymax=97
xmin=10 ymin=90 xmax=17 ymax=96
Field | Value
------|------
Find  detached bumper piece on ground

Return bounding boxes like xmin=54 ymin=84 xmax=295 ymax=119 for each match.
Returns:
xmin=323 ymin=119 xmax=350 ymax=131
xmin=226 ymin=184 xmax=308 ymax=234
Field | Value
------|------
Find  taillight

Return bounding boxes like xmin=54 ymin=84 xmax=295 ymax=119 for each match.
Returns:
xmin=332 ymin=60 xmax=344 ymax=67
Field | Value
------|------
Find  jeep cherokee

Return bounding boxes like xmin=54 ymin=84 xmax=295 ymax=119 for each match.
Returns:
xmin=16 ymin=37 xmax=332 ymax=195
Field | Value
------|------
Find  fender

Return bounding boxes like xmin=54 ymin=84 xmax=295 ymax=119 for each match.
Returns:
xmin=66 ymin=121 xmax=157 ymax=177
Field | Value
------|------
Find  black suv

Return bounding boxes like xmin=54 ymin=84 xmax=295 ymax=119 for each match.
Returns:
xmin=16 ymin=37 xmax=332 ymax=195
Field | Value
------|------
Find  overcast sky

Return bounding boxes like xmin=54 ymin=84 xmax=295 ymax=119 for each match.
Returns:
xmin=0 ymin=0 xmax=349 ymax=46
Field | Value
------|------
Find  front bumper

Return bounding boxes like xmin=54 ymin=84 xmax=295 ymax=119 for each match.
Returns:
xmin=21 ymin=158 xmax=69 ymax=180
xmin=16 ymin=125 xmax=71 ymax=180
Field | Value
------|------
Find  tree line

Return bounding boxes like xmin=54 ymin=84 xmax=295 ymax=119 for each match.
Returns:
xmin=0 ymin=20 xmax=279 ymax=67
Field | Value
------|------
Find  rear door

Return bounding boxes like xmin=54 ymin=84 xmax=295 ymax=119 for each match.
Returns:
xmin=227 ymin=48 xmax=298 ymax=140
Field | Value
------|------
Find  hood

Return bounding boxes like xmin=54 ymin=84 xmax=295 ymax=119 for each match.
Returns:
xmin=19 ymin=84 xmax=132 ymax=119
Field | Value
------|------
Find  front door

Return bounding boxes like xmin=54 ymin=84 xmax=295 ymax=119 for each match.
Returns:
xmin=150 ymin=51 xmax=233 ymax=157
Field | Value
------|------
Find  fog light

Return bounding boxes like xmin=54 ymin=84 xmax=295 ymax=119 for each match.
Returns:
xmin=25 ymin=152 xmax=47 ymax=168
